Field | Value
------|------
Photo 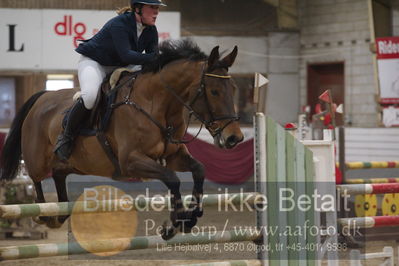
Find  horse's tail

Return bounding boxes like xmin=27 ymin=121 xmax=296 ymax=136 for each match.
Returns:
xmin=0 ymin=90 xmax=47 ymax=181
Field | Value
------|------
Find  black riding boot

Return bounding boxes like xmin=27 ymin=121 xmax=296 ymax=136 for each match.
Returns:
xmin=54 ymin=98 xmax=90 ymax=161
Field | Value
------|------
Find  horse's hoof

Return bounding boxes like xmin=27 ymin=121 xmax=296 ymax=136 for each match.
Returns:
xmin=58 ymin=215 xmax=69 ymax=224
xmin=46 ymin=217 xmax=63 ymax=229
xmin=188 ymin=201 xmax=203 ymax=218
xmin=32 ymin=216 xmax=46 ymax=225
xmin=161 ymin=221 xmax=177 ymax=240
xmin=181 ymin=216 xmax=197 ymax=233
xmin=193 ymin=207 xmax=203 ymax=218
xmin=253 ymin=235 xmax=264 ymax=245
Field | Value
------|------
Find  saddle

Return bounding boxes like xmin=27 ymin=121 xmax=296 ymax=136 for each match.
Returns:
xmin=92 ymin=68 xmax=139 ymax=132
xmin=64 ymin=68 xmax=138 ymax=134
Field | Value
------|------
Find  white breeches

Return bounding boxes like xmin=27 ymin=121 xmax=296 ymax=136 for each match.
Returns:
xmin=77 ymin=55 xmax=142 ymax=109
xmin=78 ymin=56 xmax=117 ymax=109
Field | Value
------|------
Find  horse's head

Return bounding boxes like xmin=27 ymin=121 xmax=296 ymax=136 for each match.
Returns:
xmin=190 ymin=46 xmax=244 ymax=149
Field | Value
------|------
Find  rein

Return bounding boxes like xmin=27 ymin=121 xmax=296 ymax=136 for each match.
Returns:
xmin=111 ymin=62 xmax=239 ymax=145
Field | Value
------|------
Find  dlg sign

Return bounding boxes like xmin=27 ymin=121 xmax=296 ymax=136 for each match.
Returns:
xmin=0 ymin=8 xmax=180 ymax=71
xmin=54 ymin=15 xmax=91 ymax=48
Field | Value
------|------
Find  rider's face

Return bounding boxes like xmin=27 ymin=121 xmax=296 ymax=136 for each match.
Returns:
xmin=140 ymin=5 xmax=160 ymax=26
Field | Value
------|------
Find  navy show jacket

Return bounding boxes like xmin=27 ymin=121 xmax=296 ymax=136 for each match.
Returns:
xmin=76 ymin=12 xmax=158 ymax=66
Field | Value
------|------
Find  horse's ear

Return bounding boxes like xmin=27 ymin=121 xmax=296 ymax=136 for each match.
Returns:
xmin=220 ymin=46 xmax=238 ymax=68
xmin=208 ymin=46 xmax=220 ymax=69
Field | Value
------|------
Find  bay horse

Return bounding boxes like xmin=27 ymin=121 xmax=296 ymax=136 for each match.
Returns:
xmin=0 ymin=39 xmax=243 ymax=240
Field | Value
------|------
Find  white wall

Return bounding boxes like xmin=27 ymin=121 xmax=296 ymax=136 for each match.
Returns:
xmin=191 ymin=33 xmax=300 ymax=125
xmin=266 ymin=33 xmax=300 ymax=124
xmin=299 ymin=0 xmax=378 ymax=127
xmin=341 ymin=127 xmax=399 ymax=162
xmin=190 ymin=36 xmax=269 ymax=74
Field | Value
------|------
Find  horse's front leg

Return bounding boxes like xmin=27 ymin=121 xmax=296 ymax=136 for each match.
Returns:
xmin=167 ymin=145 xmax=205 ymax=229
xmin=118 ymin=151 xmax=198 ymax=240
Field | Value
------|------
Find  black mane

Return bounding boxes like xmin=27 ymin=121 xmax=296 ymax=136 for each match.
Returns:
xmin=142 ymin=39 xmax=208 ymax=73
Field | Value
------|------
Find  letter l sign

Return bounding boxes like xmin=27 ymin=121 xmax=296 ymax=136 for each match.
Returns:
xmin=7 ymin=24 xmax=24 ymax=52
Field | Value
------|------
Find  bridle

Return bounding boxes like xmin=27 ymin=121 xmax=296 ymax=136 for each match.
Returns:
xmin=161 ymin=63 xmax=240 ymax=139
xmin=111 ymin=61 xmax=240 ymax=144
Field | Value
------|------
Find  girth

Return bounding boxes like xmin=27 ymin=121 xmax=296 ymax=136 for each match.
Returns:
xmin=95 ymin=70 xmax=138 ymax=178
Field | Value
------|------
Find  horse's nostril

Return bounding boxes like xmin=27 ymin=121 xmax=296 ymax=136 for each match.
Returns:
xmin=226 ymin=135 xmax=238 ymax=147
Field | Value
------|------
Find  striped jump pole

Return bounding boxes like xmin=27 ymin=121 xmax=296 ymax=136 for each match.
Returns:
xmin=0 ymin=192 xmax=259 ymax=219
xmin=337 ymin=183 xmax=399 ymax=195
xmin=338 ymin=216 xmax=399 ymax=228
xmin=350 ymin=247 xmax=394 ymax=265
xmin=345 ymin=178 xmax=399 ymax=184
xmin=342 ymin=161 xmax=399 ymax=170
xmin=0 ymin=230 xmax=261 ymax=261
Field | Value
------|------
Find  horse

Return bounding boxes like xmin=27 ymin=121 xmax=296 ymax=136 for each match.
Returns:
xmin=0 ymin=39 xmax=244 ymax=240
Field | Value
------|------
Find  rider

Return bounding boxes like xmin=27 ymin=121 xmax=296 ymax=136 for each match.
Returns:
xmin=54 ymin=0 xmax=166 ymax=161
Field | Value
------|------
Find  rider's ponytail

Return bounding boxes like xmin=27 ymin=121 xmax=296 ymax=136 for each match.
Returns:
xmin=116 ymin=6 xmax=132 ymax=15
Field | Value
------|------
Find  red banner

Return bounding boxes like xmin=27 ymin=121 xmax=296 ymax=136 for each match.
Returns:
xmin=376 ymin=37 xmax=399 ymax=59
xmin=186 ymin=135 xmax=254 ymax=184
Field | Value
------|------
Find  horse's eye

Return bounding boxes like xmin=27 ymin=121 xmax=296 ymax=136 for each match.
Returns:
xmin=211 ymin=89 xmax=219 ymax=96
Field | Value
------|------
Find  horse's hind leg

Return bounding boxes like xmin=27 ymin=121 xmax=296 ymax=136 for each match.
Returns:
xmin=53 ymin=169 xmax=70 ymax=224
xmin=32 ymin=181 xmax=47 ymax=225
xmin=32 ymin=181 xmax=62 ymax=228
xmin=32 ymin=170 xmax=70 ymax=229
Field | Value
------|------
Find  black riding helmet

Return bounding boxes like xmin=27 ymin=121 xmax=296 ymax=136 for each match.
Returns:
xmin=131 ymin=0 xmax=166 ymax=15
xmin=131 ymin=0 xmax=166 ymax=6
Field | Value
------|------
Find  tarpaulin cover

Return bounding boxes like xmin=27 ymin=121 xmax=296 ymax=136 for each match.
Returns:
xmin=185 ymin=135 xmax=254 ymax=184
